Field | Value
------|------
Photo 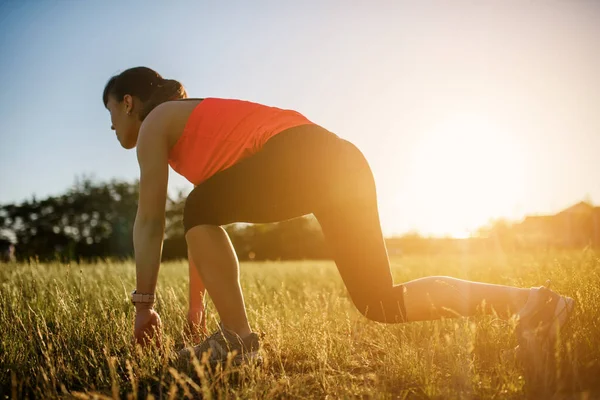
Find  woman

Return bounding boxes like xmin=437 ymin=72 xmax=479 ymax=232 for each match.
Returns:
xmin=103 ymin=67 xmax=574 ymax=367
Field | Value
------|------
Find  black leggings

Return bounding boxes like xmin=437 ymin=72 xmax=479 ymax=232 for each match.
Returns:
xmin=183 ymin=124 xmax=406 ymax=323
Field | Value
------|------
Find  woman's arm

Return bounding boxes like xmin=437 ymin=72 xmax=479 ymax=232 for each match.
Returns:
xmin=134 ymin=124 xmax=169 ymax=296
xmin=132 ymin=118 xmax=170 ymax=345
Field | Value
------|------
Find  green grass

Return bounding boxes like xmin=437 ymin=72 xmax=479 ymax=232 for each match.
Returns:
xmin=1 ymin=250 xmax=599 ymax=399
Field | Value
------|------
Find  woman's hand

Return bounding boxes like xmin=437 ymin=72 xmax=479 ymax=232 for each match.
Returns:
xmin=134 ymin=307 xmax=162 ymax=347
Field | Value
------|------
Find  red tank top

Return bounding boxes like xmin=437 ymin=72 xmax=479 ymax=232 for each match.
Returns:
xmin=168 ymin=98 xmax=314 ymax=185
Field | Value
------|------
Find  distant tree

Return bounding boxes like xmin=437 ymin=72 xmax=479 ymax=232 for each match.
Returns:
xmin=0 ymin=237 xmax=15 ymax=262
xmin=0 ymin=177 xmax=140 ymax=261
xmin=226 ymin=216 xmax=328 ymax=261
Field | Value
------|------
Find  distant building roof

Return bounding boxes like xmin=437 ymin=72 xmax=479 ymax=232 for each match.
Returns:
xmin=519 ymin=201 xmax=599 ymax=225
xmin=557 ymin=201 xmax=595 ymax=216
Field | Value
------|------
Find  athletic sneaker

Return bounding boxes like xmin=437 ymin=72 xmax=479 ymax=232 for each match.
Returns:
xmin=178 ymin=323 xmax=262 ymax=368
xmin=514 ymin=281 xmax=575 ymax=363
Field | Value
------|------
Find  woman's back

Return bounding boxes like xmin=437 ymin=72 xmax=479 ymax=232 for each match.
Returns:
xmin=167 ymin=98 xmax=313 ymax=185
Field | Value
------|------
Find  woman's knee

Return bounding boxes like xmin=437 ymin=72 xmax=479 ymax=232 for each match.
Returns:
xmin=350 ymin=285 xmax=407 ymax=323
xmin=185 ymin=224 xmax=223 ymax=239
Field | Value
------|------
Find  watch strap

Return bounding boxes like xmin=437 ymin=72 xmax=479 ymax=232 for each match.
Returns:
xmin=131 ymin=290 xmax=155 ymax=304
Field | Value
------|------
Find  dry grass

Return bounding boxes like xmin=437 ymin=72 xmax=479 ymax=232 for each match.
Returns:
xmin=1 ymin=250 xmax=599 ymax=399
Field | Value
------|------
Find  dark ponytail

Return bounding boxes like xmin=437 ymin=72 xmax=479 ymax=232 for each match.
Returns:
xmin=102 ymin=67 xmax=188 ymax=121
xmin=139 ymin=78 xmax=187 ymax=120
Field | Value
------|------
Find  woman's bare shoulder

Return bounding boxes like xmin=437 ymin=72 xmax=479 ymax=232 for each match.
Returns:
xmin=140 ymin=99 xmax=203 ymax=149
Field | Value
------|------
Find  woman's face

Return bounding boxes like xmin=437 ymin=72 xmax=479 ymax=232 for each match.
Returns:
xmin=106 ymin=94 xmax=141 ymax=149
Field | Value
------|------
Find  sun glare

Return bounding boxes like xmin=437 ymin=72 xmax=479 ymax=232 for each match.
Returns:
xmin=406 ymin=113 xmax=525 ymax=238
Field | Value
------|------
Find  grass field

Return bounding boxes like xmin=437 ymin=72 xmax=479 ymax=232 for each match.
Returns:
xmin=1 ymin=250 xmax=599 ymax=399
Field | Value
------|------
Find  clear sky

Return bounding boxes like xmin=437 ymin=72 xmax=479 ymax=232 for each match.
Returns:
xmin=0 ymin=1 xmax=599 ymax=237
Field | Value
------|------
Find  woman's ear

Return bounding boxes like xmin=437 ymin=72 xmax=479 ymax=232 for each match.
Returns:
xmin=123 ymin=94 xmax=134 ymax=114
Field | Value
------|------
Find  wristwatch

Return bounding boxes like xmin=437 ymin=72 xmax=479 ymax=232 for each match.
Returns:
xmin=131 ymin=290 xmax=155 ymax=305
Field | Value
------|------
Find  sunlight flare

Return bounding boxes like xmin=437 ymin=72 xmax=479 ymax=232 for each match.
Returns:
xmin=407 ymin=113 xmax=526 ymax=237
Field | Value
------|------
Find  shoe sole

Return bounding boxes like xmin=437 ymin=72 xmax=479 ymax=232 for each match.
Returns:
xmin=206 ymin=350 xmax=263 ymax=369
xmin=176 ymin=348 xmax=262 ymax=368
xmin=231 ymin=350 xmax=263 ymax=366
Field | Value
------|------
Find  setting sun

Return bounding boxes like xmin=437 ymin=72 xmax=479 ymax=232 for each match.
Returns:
xmin=406 ymin=113 xmax=526 ymax=237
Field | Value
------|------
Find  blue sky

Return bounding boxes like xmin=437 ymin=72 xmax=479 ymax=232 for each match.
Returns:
xmin=1 ymin=1 xmax=599 ymax=236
